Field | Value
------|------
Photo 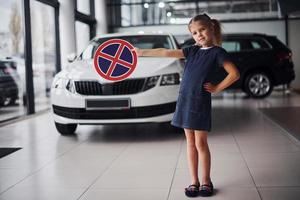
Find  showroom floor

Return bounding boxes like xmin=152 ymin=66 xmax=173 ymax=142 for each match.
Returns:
xmin=0 ymin=91 xmax=300 ymax=200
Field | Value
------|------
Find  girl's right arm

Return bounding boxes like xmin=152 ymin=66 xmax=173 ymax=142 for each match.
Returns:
xmin=136 ymin=48 xmax=185 ymax=58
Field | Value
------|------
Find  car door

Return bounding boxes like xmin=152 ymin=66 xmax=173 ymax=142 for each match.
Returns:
xmin=238 ymin=38 xmax=274 ymax=73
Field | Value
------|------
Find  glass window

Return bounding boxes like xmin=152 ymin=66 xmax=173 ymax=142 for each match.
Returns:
xmin=30 ymin=1 xmax=56 ymax=112
xmin=0 ymin=0 xmax=26 ymax=121
xmin=121 ymin=5 xmax=131 ymax=26
xmin=75 ymin=21 xmax=90 ymax=55
xmin=197 ymin=0 xmax=278 ymax=21
xmin=109 ymin=0 xmax=279 ymax=27
xmin=130 ymin=4 xmax=143 ymax=26
xmin=251 ymin=41 xmax=261 ymax=49
xmin=79 ymin=42 xmax=95 ymax=60
xmin=77 ymin=0 xmax=90 ymax=15
xmin=250 ymin=39 xmax=271 ymax=49
xmin=222 ymin=41 xmax=241 ymax=52
xmin=170 ymin=2 xmax=197 ymax=24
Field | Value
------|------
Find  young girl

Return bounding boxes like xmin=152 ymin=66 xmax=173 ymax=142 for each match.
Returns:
xmin=136 ymin=13 xmax=240 ymax=197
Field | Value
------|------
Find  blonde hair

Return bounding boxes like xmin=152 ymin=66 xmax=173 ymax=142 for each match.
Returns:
xmin=188 ymin=14 xmax=222 ymax=46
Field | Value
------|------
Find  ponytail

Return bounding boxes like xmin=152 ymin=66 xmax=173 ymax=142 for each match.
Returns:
xmin=188 ymin=14 xmax=223 ymax=46
xmin=211 ymin=19 xmax=222 ymax=46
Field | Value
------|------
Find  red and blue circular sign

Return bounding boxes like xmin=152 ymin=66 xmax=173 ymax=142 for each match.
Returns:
xmin=93 ymin=39 xmax=137 ymax=81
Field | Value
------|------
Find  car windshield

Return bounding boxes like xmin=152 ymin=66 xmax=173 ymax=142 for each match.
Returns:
xmin=79 ymin=35 xmax=173 ymax=60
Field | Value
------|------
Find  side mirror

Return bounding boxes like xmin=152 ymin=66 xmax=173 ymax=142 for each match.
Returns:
xmin=67 ymin=53 xmax=77 ymax=63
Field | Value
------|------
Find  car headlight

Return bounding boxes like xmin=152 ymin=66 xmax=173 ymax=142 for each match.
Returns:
xmin=52 ymin=77 xmax=75 ymax=93
xmin=160 ymin=73 xmax=180 ymax=86
xmin=66 ymin=79 xmax=76 ymax=93
xmin=52 ymin=77 xmax=66 ymax=89
xmin=143 ymin=75 xmax=160 ymax=91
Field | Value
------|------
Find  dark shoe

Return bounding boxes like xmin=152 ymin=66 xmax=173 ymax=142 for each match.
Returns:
xmin=199 ymin=182 xmax=214 ymax=197
xmin=185 ymin=184 xmax=200 ymax=197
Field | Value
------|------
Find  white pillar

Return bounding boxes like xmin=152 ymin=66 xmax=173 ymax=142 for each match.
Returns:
xmin=132 ymin=1 xmax=142 ymax=25
xmin=95 ymin=0 xmax=108 ymax=35
xmin=59 ymin=0 xmax=76 ymax=69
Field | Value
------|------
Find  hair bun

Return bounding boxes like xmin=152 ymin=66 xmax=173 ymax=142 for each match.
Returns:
xmin=202 ymin=13 xmax=211 ymax=20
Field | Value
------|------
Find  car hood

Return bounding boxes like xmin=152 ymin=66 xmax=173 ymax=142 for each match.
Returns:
xmin=61 ymin=57 xmax=183 ymax=83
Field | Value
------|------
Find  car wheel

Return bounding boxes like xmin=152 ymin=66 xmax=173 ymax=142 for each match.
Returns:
xmin=244 ymin=71 xmax=273 ymax=98
xmin=55 ymin=122 xmax=77 ymax=135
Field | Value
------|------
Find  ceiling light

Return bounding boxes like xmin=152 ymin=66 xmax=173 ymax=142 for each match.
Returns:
xmin=158 ymin=2 xmax=165 ymax=8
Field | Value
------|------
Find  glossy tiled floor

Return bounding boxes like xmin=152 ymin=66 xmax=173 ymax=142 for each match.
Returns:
xmin=0 ymin=91 xmax=300 ymax=200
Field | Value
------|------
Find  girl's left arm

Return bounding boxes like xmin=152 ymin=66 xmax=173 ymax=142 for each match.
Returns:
xmin=204 ymin=61 xmax=240 ymax=93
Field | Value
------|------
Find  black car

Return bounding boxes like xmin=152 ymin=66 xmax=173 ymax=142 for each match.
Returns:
xmin=180 ymin=33 xmax=295 ymax=98
xmin=0 ymin=59 xmax=19 ymax=106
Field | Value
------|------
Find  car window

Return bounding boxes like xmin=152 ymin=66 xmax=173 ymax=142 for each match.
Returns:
xmin=80 ymin=35 xmax=174 ymax=59
xmin=251 ymin=41 xmax=261 ymax=49
xmin=96 ymin=36 xmax=173 ymax=50
xmin=0 ymin=65 xmax=15 ymax=77
xmin=0 ymin=67 xmax=5 ymax=76
xmin=125 ymin=36 xmax=173 ymax=49
xmin=173 ymin=36 xmax=181 ymax=49
xmin=180 ymin=39 xmax=195 ymax=49
xmin=250 ymin=38 xmax=271 ymax=49
xmin=222 ymin=41 xmax=241 ymax=52
xmin=80 ymin=42 xmax=95 ymax=60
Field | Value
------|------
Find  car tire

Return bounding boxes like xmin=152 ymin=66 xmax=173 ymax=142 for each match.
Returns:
xmin=244 ymin=71 xmax=273 ymax=98
xmin=55 ymin=122 xmax=77 ymax=135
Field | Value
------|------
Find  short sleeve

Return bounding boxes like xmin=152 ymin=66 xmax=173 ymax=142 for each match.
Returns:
xmin=216 ymin=47 xmax=231 ymax=67
xmin=182 ymin=45 xmax=194 ymax=58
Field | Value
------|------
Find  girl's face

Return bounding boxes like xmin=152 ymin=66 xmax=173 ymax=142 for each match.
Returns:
xmin=189 ymin=20 xmax=214 ymax=47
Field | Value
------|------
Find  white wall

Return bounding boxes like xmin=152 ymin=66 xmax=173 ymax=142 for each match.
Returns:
xmin=222 ymin=21 xmax=286 ymax=44
xmin=288 ymin=19 xmax=300 ymax=88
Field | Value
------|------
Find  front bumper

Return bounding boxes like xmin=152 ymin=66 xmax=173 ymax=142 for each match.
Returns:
xmin=52 ymin=102 xmax=176 ymax=123
xmin=51 ymin=80 xmax=179 ymax=124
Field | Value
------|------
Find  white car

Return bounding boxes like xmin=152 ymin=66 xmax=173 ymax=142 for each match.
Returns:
xmin=51 ymin=33 xmax=184 ymax=135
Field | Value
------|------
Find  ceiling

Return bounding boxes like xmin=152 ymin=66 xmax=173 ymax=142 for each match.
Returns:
xmin=273 ymin=0 xmax=300 ymax=14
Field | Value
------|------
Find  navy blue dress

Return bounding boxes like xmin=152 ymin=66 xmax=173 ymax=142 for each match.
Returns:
xmin=171 ymin=45 xmax=230 ymax=132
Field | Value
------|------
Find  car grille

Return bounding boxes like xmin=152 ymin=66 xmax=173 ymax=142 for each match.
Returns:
xmin=74 ymin=79 xmax=146 ymax=95
xmin=52 ymin=102 xmax=176 ymax=119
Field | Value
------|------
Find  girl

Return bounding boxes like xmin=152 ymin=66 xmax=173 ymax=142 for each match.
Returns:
xmin=136 ymin=13 xmax=240 ymax=197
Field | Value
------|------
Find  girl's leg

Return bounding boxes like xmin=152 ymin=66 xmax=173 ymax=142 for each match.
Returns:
xmin=194 ymin=130 xmax=211 ymax=185
xmin=184 ymin=128 xmax=199 ymax=185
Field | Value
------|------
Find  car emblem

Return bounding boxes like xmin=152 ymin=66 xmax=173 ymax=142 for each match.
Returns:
xmin=93 ymin=39 xmax=137 ymax=81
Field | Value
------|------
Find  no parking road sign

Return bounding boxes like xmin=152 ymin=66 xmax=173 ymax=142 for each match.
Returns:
xmin=93 ymin=39 xmax=137 ymax=81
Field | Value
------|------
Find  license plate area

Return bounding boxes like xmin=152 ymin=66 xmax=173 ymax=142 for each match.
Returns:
xmin=86 ymin=99 xmax=130 ymax=110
